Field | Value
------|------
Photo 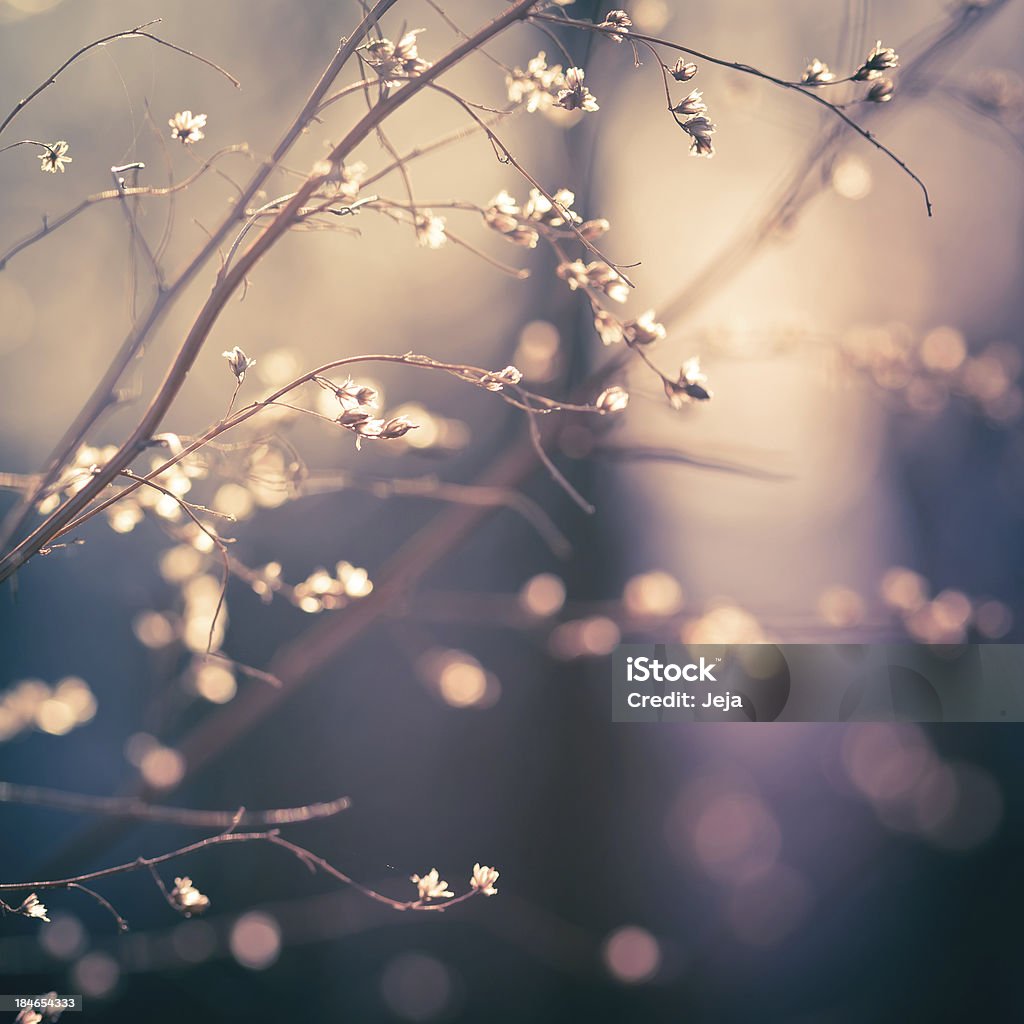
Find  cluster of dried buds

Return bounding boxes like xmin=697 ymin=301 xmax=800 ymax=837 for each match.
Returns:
xmin=410 ymin=863 xmax=500 ymax=902
xmin=801 ymin=40 xmax=899 ymax=104
xmin=361 ymin=29 xmax=432 ymax=86
xmin=667 ymin=61 xmax=716 ymax=156
xmin=316 ymin=376 xmax=419 ymax=450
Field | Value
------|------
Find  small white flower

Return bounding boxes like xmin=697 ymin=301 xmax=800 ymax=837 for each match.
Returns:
xmin=222 ymin=346 xmax=256 ymax=382
xmin=169 ymin=110 xmax=207 ymax=144
xmin=557 ymin=260 xmax=628 ymax=303
xmin=507 ymin=51 xmax=566 ymax=113
xmin=557 ymin=67 xmax=599 ymax=113
xmin=594 ymin=310 xmax=624 ymax=345
xmin=484 ymin=191 xmax=540 ymax=247
xmin=867 ymin=78 xmax=895 ymax=103
xmin=379 ymin=415 xmax=419 ymax=439
xmin=664 ymin=356 xmax=712 ymax=407
xmin=470 ymin=863 xmax=500 ymax=896
xmin=416 ymin=212 xmax=447 ymax=249
xmin=596 ymin=386 xmax=630 ymax=413
xmin=411 ymin=868 xmax=455 ymax=901
xmin=364 ymin=30 xmax=431 ymax=85
xmin=523 ymin=187 xmax=581 ymax=228
xmin=681 ymin=115 xmax=716 ymax=157
xmin=38 ymin=140 xmax=72 ymax=174
xmin=331 ymin=377 xmax=379 ymax=410
xmin=671 ymin=59 xmax=698 ymax=82
xmin=801 ymin=58 xmax=835 ymax=85
xmin=481 ymin=365 xmax=524 ymax=391
xmin=855 ymin=41 xmax=899 ymax=81
xmin=623 ymin=310 xmax=666 ymax=346
xmin=672 ymin=89 xmax=708 ymax=118
xmin=598 ymin=10 xmax=632 ymax=39
xmin=170 ymin=876 xmax=210 ymax=914
xmin=19 ymin=893 xmax=49 ymax=922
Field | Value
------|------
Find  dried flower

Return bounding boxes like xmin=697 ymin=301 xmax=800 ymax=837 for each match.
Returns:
xmin=855 ymin=41 xmax=899 ymax=81
xmin=557 ymin=260 xmax=629 ymax=303
xmin=664 ymin=356 xmax=712 ymax=406
xmin=471 ymin=863 xmax=500 ymax=896
xmin=557 ymin=67 xmax=600 ymax=113
xmin=317 ymin=159 xmax=367 ymax=201
xmin=867 ymin=78 xmax=895 ymax=103
xmin=349 ymin=413 xmax=419 ymax=448
xmin=623 ymin=309 xmax=667 ymax=346
xmin=331 ymin=377 xmax=379 ymax=410
xmin=14 ymin=1009 xmax=43 ymax=1024
xmin=19 ymin=893 xmax=49 ymax=922
xmin=801 ymin=58 xmax=835 ymax=85
xmin=672 ymin=89 xmax=707 ymax=117
xmin=37 ymin=140 xmax=72 ymax=174
xmin=170 ymin=876 xmax=210 ymax=914
xmin=507 ymin=52 xmax=566 ymax=113
xmin=411 ymin=868 xmax=455 ymax=901
xmin=416 ymin=212 xmax=447 ymax=249
xmin=379 ymin=415 xmax=419 ymax=439
xmin=168 ymin=110 xmax=207 ymax=144
xmin=680 ymin=115 xmax=716 ymax=157
xmin=596 ymin=386 xmax=630 ymax=413
xmin=671 ymin=59 xmax=698 ymax=82
xmin=599 ymin=10 xmax=632 ymax=39
xmin=222 ymin=346 xmax=256 ymax=382
xmin=484 ymin=191 xmax=540 ymax=247
xmin=594 ymin=310 xmax=624 ymax=345
xmin=363 ymin=30 xmax=431 ymax=85
xmin=481 ymin=365 xmax=524 ymax=391
xmin=524 ymin=187 xmax=581 ymax=228
xmin=580 ymin=218 xmax=611 ymax=239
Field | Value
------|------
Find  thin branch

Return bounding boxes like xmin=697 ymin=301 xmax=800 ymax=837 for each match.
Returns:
xmin=531 ymin=11 xmax=933 ymax=215
xmin=0 ymin=19 xmax=238 ymax=139
xmin=0 ymin=781 xmax=351 ymax=827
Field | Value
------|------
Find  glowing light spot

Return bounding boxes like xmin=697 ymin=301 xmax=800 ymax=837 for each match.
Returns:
xmin=692 ymin=792 xmax=782 ymax=882
xmin=133 ymin=611 xmax=177 ymax=649
xmin=683 ymin=603 xmax=765 ymax=644
xmin=173 ymin=919 xmax=218 ymax=963
xmin=975 ymin=600 xmax=1012 ymax=638
xmin=193 ymin=661 xmax=237 ymax=704
xmin=256 ymin=346 xmax=300 ymax=386
xmin=39 ymin=912 xmax=86 ymax=959
xmin=108 ymin=504 xmax=144 ymax=533
xmin=439 ymin=657 xmax=488 ymax=708
xmin=920 ymin=326 xmax=966 ymax=373
xmin=230 ymin=912 xmax=281 ymax=970
xmin=72 ymin=951 xmax=120 ymax=999
xmin=514 ymin=320 xmax=560 ymax=382
xmin=518 ymin=573 xmax=566 ymax=617
xmin=880 ymin=567 xmax=928 ymax=613
xmin=623 ymin=571 xmax=684 ymax=617
xmin=380 ymin=952 xmax=453 ymax=1021
xmin=603 ymin=926 xmax=661 ymax=984
xmin=832 ymin=155 xmax=872 ymax=200
xmin=139 ymin=745 xmax=186 ymax=789
xmin=213 ymin=483 xmax=254 ymax=520
xmin=631 ymin=0 xmax=670 ymax=33
xmin=159 ymin=544 xmax=204 ymax=583
xmin=36 ymin=698 xmax=76 ymax=735
xmin=817 ymin=585 xmax=865 ymax=629
xmin=53 ymin=677 xmax=96 ymax=723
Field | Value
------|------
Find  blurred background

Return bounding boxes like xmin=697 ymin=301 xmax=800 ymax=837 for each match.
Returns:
xmin=2 ymin=0 xmax=1023 ymax=1020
